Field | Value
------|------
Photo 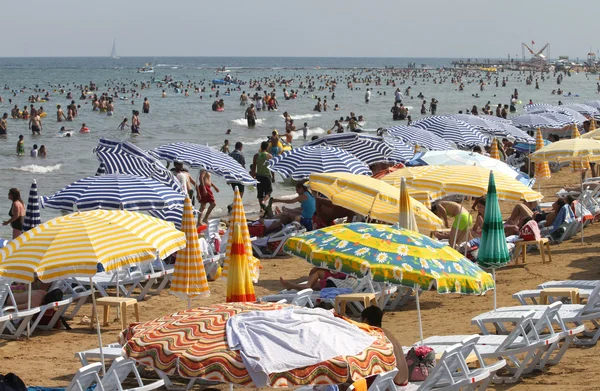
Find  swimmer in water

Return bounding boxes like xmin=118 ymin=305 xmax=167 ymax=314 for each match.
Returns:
xmin=17 ymin=135 xmax=25 ymax=155
xmin=117 ymin=117 xmax=128 ymax=131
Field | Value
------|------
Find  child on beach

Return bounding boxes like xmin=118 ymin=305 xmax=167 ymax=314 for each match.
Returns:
xmin=30 ymin=144 xmax=38 ymax=157
xmin=16 ymin=135 xmax=24 ymax=156
xmin=220 ymin=139 xmax=230 ymax=153
xmin=198 ymin=170 xmax=219 ymax=224
xmin=38 ymin=145 xmax=46 ymax=157
xmin=117 ymin=117 xmax=128 ymax=131
xmin=302 ymin=122 xmax=309 ymax=140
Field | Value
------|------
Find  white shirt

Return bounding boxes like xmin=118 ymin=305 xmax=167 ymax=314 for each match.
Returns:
xmin=365 ymin=90 xmax=371 ymax=100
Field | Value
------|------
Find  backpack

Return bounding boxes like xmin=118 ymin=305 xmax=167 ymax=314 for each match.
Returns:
xmin=405 ymin=345 xmax=436 ymax=382
xmin=0 ymin=373 xmax=26 ymax=391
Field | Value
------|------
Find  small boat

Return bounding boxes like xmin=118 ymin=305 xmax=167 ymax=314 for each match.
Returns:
xmin=138 ymin=63 xmax=154 ymax=73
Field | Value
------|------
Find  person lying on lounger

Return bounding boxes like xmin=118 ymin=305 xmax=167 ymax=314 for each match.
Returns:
xmin=279 ymin=267 xmax=349 ymax=290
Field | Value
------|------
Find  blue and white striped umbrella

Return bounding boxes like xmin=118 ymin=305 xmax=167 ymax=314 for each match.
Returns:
xmin=148 ymin=205 xmax=186 ymax=229
xmin=480 ymin=123 xmax=535 ymax=143
xmin=22 ymin=179 xmax=41 ymax=232
xmin=527 ymin=106 xmax=588 ymax=125
xmin=510 ymin=114 xmax=565 ymax=129
xmin=524 ymin=103 xmax=555 ymax=112
xmin=478 ymin=115 xmax=511 ymax=124
xmin=584 ymin=100 xmax=600 ymax=110
xmin=383 ymin=136 xmax=416 ymax=163
xmin=151 ymin=142 xmax=256 ymax=185
xmin=268 ymin=146 xmax=372 ymax=180
xmin=305 ymin=133 xmax=397 ymax=165
xmin=385 ymin=125 xmax=454 ymax=151
xmin=411 ymin=116 xmax=489 ymax=147
xmin=41 ymin=174 xmax=184 ymax=212
xmin=448 ymin=114 xmax=506 ymax=132
xmin=561 ymin=103 xmax=599 ymax=116
xmin=95 ymin=163 xmax=106 ymax=176
xmin=538 ymin=112 xmax=577 ymax=127
xmin=94 ymin=138 xmax=181 ymax=192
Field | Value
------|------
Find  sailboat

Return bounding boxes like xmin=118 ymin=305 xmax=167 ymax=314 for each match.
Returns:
xmin=110 ymin=39 xmax=119 ymax=59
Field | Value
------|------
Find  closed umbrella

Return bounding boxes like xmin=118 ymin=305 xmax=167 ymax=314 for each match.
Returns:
xmin=534 ymin=129 xmax=551 ymax=181
xmin=22 ymin=180 xmax=41 ymax=232
xmin=152 ymin=142 xmax=257 ymax=185
xmin=570 ymin=125 xmax=590 ymax=172
xmin=489 ymin=139 xmax=500 ymax=160
xmin=268 ymin=146 xmax=371 ymax=181
xmin=226 ymin=224 xmax=256 ymax=303
xmin=398 ymin=178 xmax=418 ymax=231
xmin=477 ymin=172 xmax=510 ymax=309
xmin=170 ymin=197 xmax=210 ymax=308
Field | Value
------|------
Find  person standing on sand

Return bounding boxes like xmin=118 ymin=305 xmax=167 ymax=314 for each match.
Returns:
xmin=142 ymin=97 xmax=150 ymax=113
xmin=245 ymin=104 xmax=256 ymax=128
xmin=198 ymin=170 xmax=219 ymax=224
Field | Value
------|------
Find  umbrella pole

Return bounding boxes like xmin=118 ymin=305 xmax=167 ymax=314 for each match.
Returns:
xmin=451 ymin=196 xmax=465 ymax=249
xmin=26 ymin=283 xmax=31 ymax=339
xmin=414 ymin=284 xmax=424 ymax=345
xmin=90 ymin=277 xmax=106 ymax=375
xmin=581 ymin=157 xmax=585 ymax=245
xmin=492 ymin=268 xmax=497 ymax=310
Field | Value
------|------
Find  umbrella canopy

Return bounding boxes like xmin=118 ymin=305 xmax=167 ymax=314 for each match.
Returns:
xmin=0 ymin=210 xmax=186 ymax=283
xmin=561 ymin=103 xmax=599 ymax=116
xmin=169 ymin=197 xmax=210 ymax=302
xmin=489 ymin=139 xmax=500 ymax=160
xmin=22 ymin=180 xmax=41 ymax=232
xmin=477 ymin=172 xmax=510 ymax=269
xmin=526 ymin=106 xmax=588 ymax=124
xmin=584 ymin=100 xmax=600 ymax=110
xmin=40 ymin=174 xmax=184 ymax=212
xmin=448 ymin=114 xmax=505 ymax=132
xmin=268 ymin=146 xmax=371 ymax=181
xmin=222 ymin=189 xmax=259 ymax=283
xmin=534 ymin=129 xmax=551 ymax=180
xmin=479 ymin=122 xmax=535 ymax=143
xmin=411 ymin=116 xmax=489 ymax=147
xmin=381 ymin=166 xmax=543 ymax=202
xmin=309 ymin=173 xmax=442 ymax=231
xmin=94 ymin=138 xmax=181 ymax=192
xmin=524 ymin=103 xmax=555 ymax=112
xmin=530 ymin=138 xmax=600 ymax=163
xmin=407 ymin=150 xmax=530 ymax=185
xmin=119 ymin=302 xmax=396 ymax=387
xmin=304 ymin=133 xmax=395 ymax=165
xmin=385 ymin=125 xmax=455 ymax=151
xmin=570 ymin=125 xmax=590 ymax=172
xmin=510 ymin=113 xmax=565 ymax=129
xmin=225 ymin=224 xmax=256 ymax=302
xmin=381 ymin=136 xmax=416 ymax=163
xmin=538 ymin=112 xmax=577 ymax=127
xmin=478 ymin=115 xmax=511 ymax=124
xmin=284 ymin=222 xmax=494 ymax=294
xmin=151 ymin=142 xmax=257 ymax=185
xmin=398 ymin=178 xmax=418 ymax=232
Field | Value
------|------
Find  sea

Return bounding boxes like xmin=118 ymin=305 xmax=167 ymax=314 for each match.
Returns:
xmin=1 ymin=56 xmax=598 ymax=238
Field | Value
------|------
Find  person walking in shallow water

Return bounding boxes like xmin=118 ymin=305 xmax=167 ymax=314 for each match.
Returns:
xmin=245 ymin=103 xmax=256 ymax=128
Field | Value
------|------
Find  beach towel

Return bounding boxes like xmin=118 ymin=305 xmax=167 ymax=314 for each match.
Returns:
xmin=226 ymin=307 xmax=376 ymax=387
xmin=319 ymin=288 xmax=353 ymax=299
xmin=519 ymin=219 xmax=541 ymax=241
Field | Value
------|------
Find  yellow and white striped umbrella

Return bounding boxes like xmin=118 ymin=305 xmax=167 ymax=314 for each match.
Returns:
xmin=309 ymin=173 xmax=442 ymax=232
xmin=0 ymin=210 xmax=186 ymax=283
xmin=381 ymin=166 xmax=543 ymax=202
xmin=398 ymin=177 xmax=418 ymax=232
xmin=222 ymin=189 xmax=259 ymax=283
xmin=535 ymin=128 xmax=551 ymax=180
xmin=170 ymin=197 xmax=210 ymax=301
xmin=581 ymin=119 xmax=599 ymax=139
xmin=489 ymin=139 xmax=500 ymax=160
xmin=570 ymin=125 xmax=591 ymax=172
xmin=530 ymin=137 xmax=600 ymax=163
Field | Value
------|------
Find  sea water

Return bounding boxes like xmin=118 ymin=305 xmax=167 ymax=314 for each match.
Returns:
xmin=0 ymin=56 xmax=598 ymax=238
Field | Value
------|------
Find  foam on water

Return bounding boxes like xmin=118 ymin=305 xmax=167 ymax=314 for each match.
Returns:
xmin=10 ymin=164 xmax=62 ymax=174
xmin=290 ymin=113 xmax=322 ymax=120
xmin=230 ymin=118 xmax=266 ymax=126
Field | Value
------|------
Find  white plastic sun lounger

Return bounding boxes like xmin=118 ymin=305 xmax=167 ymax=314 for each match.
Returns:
xmin=102 ymin=357 xmax=165 ymax=391
xmin=513 ymin=288 xmax=594 ymax=305
xmin=51 ymin=278 xmax=93 ymax=319
xmin=251 ymin=222 xmax=306 ymax=258
xmin=424 ymin=306 xmax=563 ymax=384
xmin=0 ymin=280 xmax=41 ymax=339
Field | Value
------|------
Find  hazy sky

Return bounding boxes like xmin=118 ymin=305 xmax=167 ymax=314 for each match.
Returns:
xmin=2 ymin=0 xmax=597 ymax=59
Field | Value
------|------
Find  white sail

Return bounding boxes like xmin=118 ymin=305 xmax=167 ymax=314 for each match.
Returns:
xmin=110 ymin=39 xmax=119 ymax=59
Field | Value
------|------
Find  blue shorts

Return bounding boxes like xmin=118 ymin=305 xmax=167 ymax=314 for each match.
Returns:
xmin=300 ymin=217 xmax=313 ymax=231
xmin=271 ymin=147 xmax=280 ymax=156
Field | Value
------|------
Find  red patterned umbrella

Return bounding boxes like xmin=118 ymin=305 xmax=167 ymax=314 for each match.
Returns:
xmin=119 ymin=302 xmax=395 ymax=387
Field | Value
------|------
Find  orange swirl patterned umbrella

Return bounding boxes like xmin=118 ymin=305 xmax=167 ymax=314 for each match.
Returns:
xmin=119 ymin=302 xmax=396 ymax=387
xmin=170 ymin=197 xmax=210 ymax=307
xmin=226 ymin=224 xmax=256 ymax=302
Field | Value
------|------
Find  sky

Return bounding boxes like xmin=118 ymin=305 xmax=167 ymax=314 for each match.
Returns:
xmin=1 ymin=0 xmax=597 ymax=59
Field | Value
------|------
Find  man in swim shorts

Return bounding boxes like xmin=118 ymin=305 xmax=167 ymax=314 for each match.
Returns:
xmin=29 ymin=112 xmax=42 ymax=135
xmin=252 ymin=141 xmax=273 ymax=206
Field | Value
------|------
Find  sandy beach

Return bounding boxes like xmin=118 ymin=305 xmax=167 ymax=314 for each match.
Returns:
xmin=1 ymin=168 xmax=599 ymax=390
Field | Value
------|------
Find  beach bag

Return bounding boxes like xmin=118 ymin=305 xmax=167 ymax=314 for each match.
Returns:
xmin=519 ymin=220 xmax=541 ymax=241
xmin=0 ymin=373 xmax=26 ymax=391
xmin=405 ymin=346 xmax=436 ymax=382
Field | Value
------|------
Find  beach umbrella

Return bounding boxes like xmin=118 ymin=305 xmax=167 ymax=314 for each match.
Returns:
xmin=534 ymin=129 xmax=551 ymax=181
xmin=383 ymin=136 xmax=417 ymax=163
xmin=489 ymin=139 xmax=500 ymax=160
xmin=304 ymin=133 xmax=397 ymax=165
xmin=385 ymin=125 xmax=455 ymax=151
xmin=524 ymin=103 xmax=555 ymax=112
xmin=398 ymin=178 xmax=418 ymax=232
xmin=561 ymin=103 xmax=599 ymax=116
xmin=570 ymin=125 xmax=590 ymax=172
xmin=584 ymin=100 xmax=600 ymax=110
xmin=381 ymin=166 xmax=543 ymax=202
xmin=479 ymin=122 xmax=535 ymax=143
xmin=411 ymin=116 xmax=489 ymax=147
xmin=284 ymin=222 xmax=495 ymax=342
xmin=309 ymin=173 xmax=442 ymax=231
xmin=510 ymin=113 xmax=564 ymax=129
xmin=222 ymin=189 xmax=259 ymax=283
xmin=448 ymin=114 xmax=505 ymax=132
xmin=476 ymin=172 xmax=510 ymax=310
xmin=170 ymin=197 xmax=210 ymax=308
xmin=22 ymin=180 xmax=41 ymax=232
xmin=526 ymin=106 xmax=588 ymax=124
xmin=479 ymin=115 xmax=511 ymax=124
xmin=539 ymin=112 xmax=577 ymax=127
xmin=268 ymin=146 xmax=371 ymax=181
xmin=406 ymin=150 xmax=530 ymax=185
xmin=95 ymin=163 xmax=106 ymax=176
xmin=151 ymin=142 xmax=257 ymax=185
xmin=40 ymin=174 xmax=184 ymax=212
xmin=94 ymin=138 xmax=182 ymax=192
xmin=225 ymin=224 xmax=256 ymax=303
xmin=119 ymin=302 xmax=396 ymax=387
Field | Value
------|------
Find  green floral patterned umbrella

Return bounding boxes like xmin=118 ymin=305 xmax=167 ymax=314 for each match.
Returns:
xmin=476 ymin=171 xmax=510 ymax=309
